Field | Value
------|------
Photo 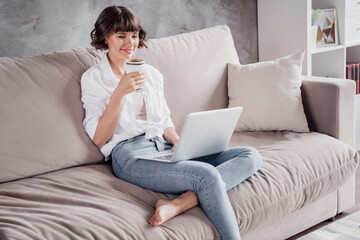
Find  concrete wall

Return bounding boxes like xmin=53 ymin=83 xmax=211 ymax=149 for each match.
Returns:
xmin=0 ymin=0 xmax=257 ymax=64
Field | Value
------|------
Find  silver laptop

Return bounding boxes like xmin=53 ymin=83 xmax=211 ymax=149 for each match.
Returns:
xmin=135 ymin=107 xmax=243 ymax=162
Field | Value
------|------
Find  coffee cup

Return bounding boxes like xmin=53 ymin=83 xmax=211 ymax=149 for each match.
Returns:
xmin=125 ymin=59 xmax=145 ymax=91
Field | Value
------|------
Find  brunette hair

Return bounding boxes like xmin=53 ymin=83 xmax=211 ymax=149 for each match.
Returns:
xmin=90 ymin=6 xmax=147 ymax=50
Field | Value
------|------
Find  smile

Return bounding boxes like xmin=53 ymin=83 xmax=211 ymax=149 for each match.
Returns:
xmin=121 ymin=49 xmax=133 ymax=54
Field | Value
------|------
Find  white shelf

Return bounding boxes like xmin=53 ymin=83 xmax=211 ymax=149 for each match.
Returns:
xmin=346 ymin=40 xmax=360 ymax=48
xmin=311 ymin=45 xmax=345 ymax=54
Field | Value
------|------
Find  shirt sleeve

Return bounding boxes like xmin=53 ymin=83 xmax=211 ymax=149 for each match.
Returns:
xmin=158 ymin=72 xmax=175 ymax=130
xmin=80 ymin=70 xmax=107 ymax=140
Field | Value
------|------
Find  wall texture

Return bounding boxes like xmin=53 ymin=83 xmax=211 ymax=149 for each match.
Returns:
xmin=0 ymin=0 xmax=257 ymax=64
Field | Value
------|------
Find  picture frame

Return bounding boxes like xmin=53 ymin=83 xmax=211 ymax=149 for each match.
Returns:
xmin=312 ymin=8 xmax=339 ymax=47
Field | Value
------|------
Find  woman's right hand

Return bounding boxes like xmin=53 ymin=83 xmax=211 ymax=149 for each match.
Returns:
xmin=115 ymin=71 xmax=146 ymax=96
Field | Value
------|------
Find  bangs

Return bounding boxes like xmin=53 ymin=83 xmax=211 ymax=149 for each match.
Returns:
xmin=113 ymin=11 xmax=141 ymax=33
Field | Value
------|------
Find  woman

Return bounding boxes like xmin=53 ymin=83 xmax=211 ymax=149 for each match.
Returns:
xmin=81 ymin=5 xmax=262 ymax=240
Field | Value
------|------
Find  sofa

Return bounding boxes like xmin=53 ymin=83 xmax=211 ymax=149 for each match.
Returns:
xmin=0 ymin=25 xmax=358 ymax=240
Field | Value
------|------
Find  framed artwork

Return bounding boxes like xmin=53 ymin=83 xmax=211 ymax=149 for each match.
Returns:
xmin=312 ymin=8 xmax=339 ymax=47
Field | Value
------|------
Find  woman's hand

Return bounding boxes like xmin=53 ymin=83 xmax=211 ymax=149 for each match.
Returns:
xmin=163 ymin=127 xmax=179 ymax=149
xmin=115 ymin=71 xmax=146 ymax=95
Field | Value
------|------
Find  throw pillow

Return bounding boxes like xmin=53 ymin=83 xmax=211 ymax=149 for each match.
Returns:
xmin=228 ymin=50 xmax=309 ymax=132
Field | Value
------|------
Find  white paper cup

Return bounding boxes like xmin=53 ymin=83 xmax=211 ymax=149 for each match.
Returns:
xmin=126 ymin=59 xmax=145 ymax=91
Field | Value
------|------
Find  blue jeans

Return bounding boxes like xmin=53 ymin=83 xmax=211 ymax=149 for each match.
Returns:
xmin=111 ymin=134 xmax=262 ymax=240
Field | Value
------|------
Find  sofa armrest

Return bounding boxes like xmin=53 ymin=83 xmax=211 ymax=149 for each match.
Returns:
xmin=301 ymin=75 xmax=356 ymax=147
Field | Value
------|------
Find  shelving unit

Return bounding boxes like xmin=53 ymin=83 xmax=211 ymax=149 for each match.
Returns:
xmin=258 ymin=0 xmax=360 ymax=150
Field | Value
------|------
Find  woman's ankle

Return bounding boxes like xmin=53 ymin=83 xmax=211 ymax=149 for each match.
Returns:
xmin=172 ymin=191 xmax=199 ymax=213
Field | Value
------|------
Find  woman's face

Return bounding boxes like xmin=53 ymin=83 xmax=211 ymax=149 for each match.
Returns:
xmin=105 ymin=31 xmax=139 ymax=61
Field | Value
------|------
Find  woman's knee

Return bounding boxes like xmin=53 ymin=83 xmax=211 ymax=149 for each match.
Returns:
xmin=195 ymin=164 xmax=225 ymax=190
xmin=230 ymin=146 xmax=262 ymax=173
xmin=242 ymin=146 xmax=262 ymax=173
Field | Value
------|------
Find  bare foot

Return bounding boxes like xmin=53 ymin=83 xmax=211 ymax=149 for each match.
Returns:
xmin=147 ymin=199 xmax=181 ymax=226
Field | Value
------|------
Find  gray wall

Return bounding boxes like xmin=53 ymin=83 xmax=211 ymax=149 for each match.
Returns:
xmin=0 ymin=0 xmax=258 ymax=64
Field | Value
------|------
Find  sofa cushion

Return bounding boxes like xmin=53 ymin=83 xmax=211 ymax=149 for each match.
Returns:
xmin=134 ymin=25 xmax=240 ymax=132
xmin=0 ymin=48 xmax=105 ymax=183
xmin=228 ymin=131 xmax=359 ymax=233
xmin=228 ymin=50 xmax=310 ymax=132
xmin=0 ymin=132 xmax=357 ymax=239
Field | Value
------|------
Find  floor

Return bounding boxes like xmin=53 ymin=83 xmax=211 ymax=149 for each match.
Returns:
xmin=287 ymin=151 xmax=360 ymax=239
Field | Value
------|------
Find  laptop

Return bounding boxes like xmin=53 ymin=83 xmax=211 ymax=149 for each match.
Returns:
xmin=135 ymin=107 xmax=243 ymax=163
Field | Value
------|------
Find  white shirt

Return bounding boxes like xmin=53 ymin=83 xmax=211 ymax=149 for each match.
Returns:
xmin=80 ymin=54 xmax=175 ymax=160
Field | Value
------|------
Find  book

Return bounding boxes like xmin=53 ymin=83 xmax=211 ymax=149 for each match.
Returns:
xmin=346 ymin=62 xmax=360 ymax=95
xmin=346 ymin=63 xmax=352 ymax=80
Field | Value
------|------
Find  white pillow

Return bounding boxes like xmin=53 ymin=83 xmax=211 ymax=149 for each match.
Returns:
xmin=228 ymin=50 xmax=309 ymax=132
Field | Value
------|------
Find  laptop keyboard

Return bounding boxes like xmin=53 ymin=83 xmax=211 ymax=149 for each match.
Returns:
xmin=154 ymin=154 xmax=173 ymax=160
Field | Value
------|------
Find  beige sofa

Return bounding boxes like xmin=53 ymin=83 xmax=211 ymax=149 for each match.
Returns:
xmin=0 ymin=25 xmax=358 ymax=240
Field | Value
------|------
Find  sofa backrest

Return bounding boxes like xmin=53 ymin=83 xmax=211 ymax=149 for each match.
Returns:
xmin=0 ymin=25 xmax=239 ymax=183
xmin=0 ymin=48 xmax=105 ymax=183
xmin=135 ymin=25 xmax=240 ymax=131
